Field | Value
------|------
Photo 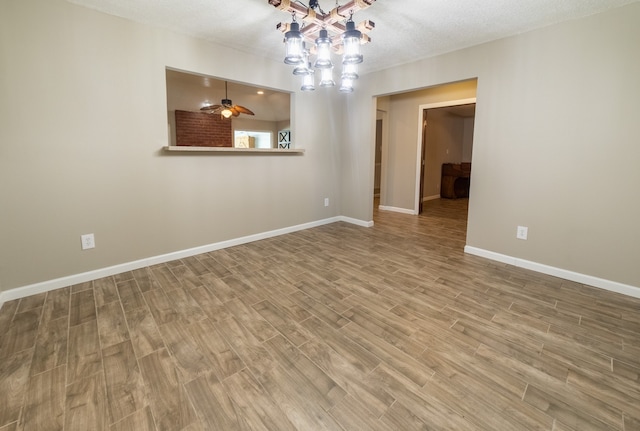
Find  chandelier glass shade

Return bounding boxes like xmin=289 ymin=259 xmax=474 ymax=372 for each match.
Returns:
xmin=313 ymin=29 xmax=333 ymax=69
xmin=292 ymin=47 xmax=312 ymax=75
xmin=319 ymin=67 xmax=336 ymax=88
xmin=301 ymin=69 xmax=316 ymax=91
xmin=270 ymin=0 xmax=376 ymax=93
xmin=341 ymin=63 xmax=358 ymax=80
xmin=283 ymin=21 xmax=304 ymax=65
xmin=339 ymin=77 xmax=354 ymax=93
xmin=341 ymin=20 xmax=363 ymax=65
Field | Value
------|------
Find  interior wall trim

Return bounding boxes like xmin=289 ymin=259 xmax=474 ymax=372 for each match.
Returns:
xmin=378 ymin=205 xmax=417 ymax=215
xmin=339 ymin=217 xmax=374 ymax=228
xmin=422 ymin=195 xmax=441 ymax=202
xmin=0 ymin=216 xmax=372 ymax=309
xmin=464 ymin=246 xmax=640 ymax=299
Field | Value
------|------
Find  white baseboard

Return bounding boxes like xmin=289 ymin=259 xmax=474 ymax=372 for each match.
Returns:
xmin=378 ymin=205 xmax=417 ymax=215
xmin=10 ymin=222 xmax=636 ymax=308
xmin=0 ymin=216 xmax=372 ymax=308
xmin=378 ymin=197 xmax=439 ymax=214
xmin=338 ymin=216 xmax=374 ymax=228
xmin=464 ymin=246 xmax=640 ymax=299
xmin=422 ymin=195 xmax=441 ymax=202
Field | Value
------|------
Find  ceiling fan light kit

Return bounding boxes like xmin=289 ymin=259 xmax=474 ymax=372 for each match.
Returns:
xmin=269 ymin=0 xmax=375 ymax=93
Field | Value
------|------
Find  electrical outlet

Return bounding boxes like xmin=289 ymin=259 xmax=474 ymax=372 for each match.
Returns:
xmin=81 ymin=233 xmax=95 ymax=250
xmin=516 ymin=226 xmax=528 ymax=240
xmin=324 ymin=198 xmax=329 ymax=207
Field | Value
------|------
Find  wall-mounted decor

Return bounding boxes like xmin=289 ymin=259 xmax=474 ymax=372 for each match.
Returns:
xmin=278 ymin=130 xmax=291 ymax=149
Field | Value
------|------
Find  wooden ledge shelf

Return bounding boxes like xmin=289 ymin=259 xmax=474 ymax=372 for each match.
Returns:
xmin=162 ymin=146 xmax=304 ymax=154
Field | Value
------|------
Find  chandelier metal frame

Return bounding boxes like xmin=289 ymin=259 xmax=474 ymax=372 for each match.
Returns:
xmin=268 ymin=0 xmax=376 ymax=92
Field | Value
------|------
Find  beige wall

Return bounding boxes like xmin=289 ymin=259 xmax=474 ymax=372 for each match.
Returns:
xmin=0 ymin=0 xmax=341 ymax=292
xmin=346 ymin=3 xmax=640 ymax=288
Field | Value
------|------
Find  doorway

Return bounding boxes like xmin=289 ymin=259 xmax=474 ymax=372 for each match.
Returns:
xmin=373 ymin=79 xmax=477 ymax=218
xmin=373 ymin=109 xmax=388 ymax=211
xmin=415 ymin=99 xmax=476 ymax=214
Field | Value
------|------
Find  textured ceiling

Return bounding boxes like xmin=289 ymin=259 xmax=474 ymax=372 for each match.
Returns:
xmin=67 ymin=0 xmax=639 ymax=74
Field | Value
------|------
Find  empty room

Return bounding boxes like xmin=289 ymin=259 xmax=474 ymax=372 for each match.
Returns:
xmin=1 ymin=0 xmax=639 ymax=430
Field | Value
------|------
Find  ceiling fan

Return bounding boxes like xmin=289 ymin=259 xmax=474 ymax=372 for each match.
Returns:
xmin=200 ymin=81 xmax=254 ymax=118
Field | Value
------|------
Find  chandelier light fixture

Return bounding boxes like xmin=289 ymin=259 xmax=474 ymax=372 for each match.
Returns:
xmin=269 ymin=0 xmax=376 ymax=93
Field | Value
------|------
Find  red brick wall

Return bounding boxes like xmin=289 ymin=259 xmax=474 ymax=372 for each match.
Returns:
xmin=175 ymin=110 xmax=232 ymax=147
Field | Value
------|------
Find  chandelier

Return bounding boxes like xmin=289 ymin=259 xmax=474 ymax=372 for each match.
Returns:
xmin=268 ymin=0 xmax=376 ymax=93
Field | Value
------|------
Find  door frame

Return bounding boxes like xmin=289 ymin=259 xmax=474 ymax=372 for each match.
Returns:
xmin=413 ymin=98 xmax=476 ymax=214
xmin=375 ymin=109 xmax=387 ymax=202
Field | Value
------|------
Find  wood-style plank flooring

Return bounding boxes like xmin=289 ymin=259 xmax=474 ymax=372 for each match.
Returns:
xmin=1 ymin=198 xmax=640 ymax=430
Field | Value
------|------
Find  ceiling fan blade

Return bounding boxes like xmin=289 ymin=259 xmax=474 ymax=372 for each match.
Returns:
xmin=204 ymin=106 xmax=224 ymax=115
xmin=200 ymin=104 xmax=222 ymax=112
xmin=234 ymin=105 xmax=255 ymax=116
xmin=199 ymin=82 xmax=254 ymax=117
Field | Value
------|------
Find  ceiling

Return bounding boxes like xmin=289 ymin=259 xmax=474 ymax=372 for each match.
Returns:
xmin=66 ymin=0 xmax=639 ymax=75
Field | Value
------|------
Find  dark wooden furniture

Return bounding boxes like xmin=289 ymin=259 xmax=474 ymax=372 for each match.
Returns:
xmin=441 ymin=162 xmax=471 ymax=198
